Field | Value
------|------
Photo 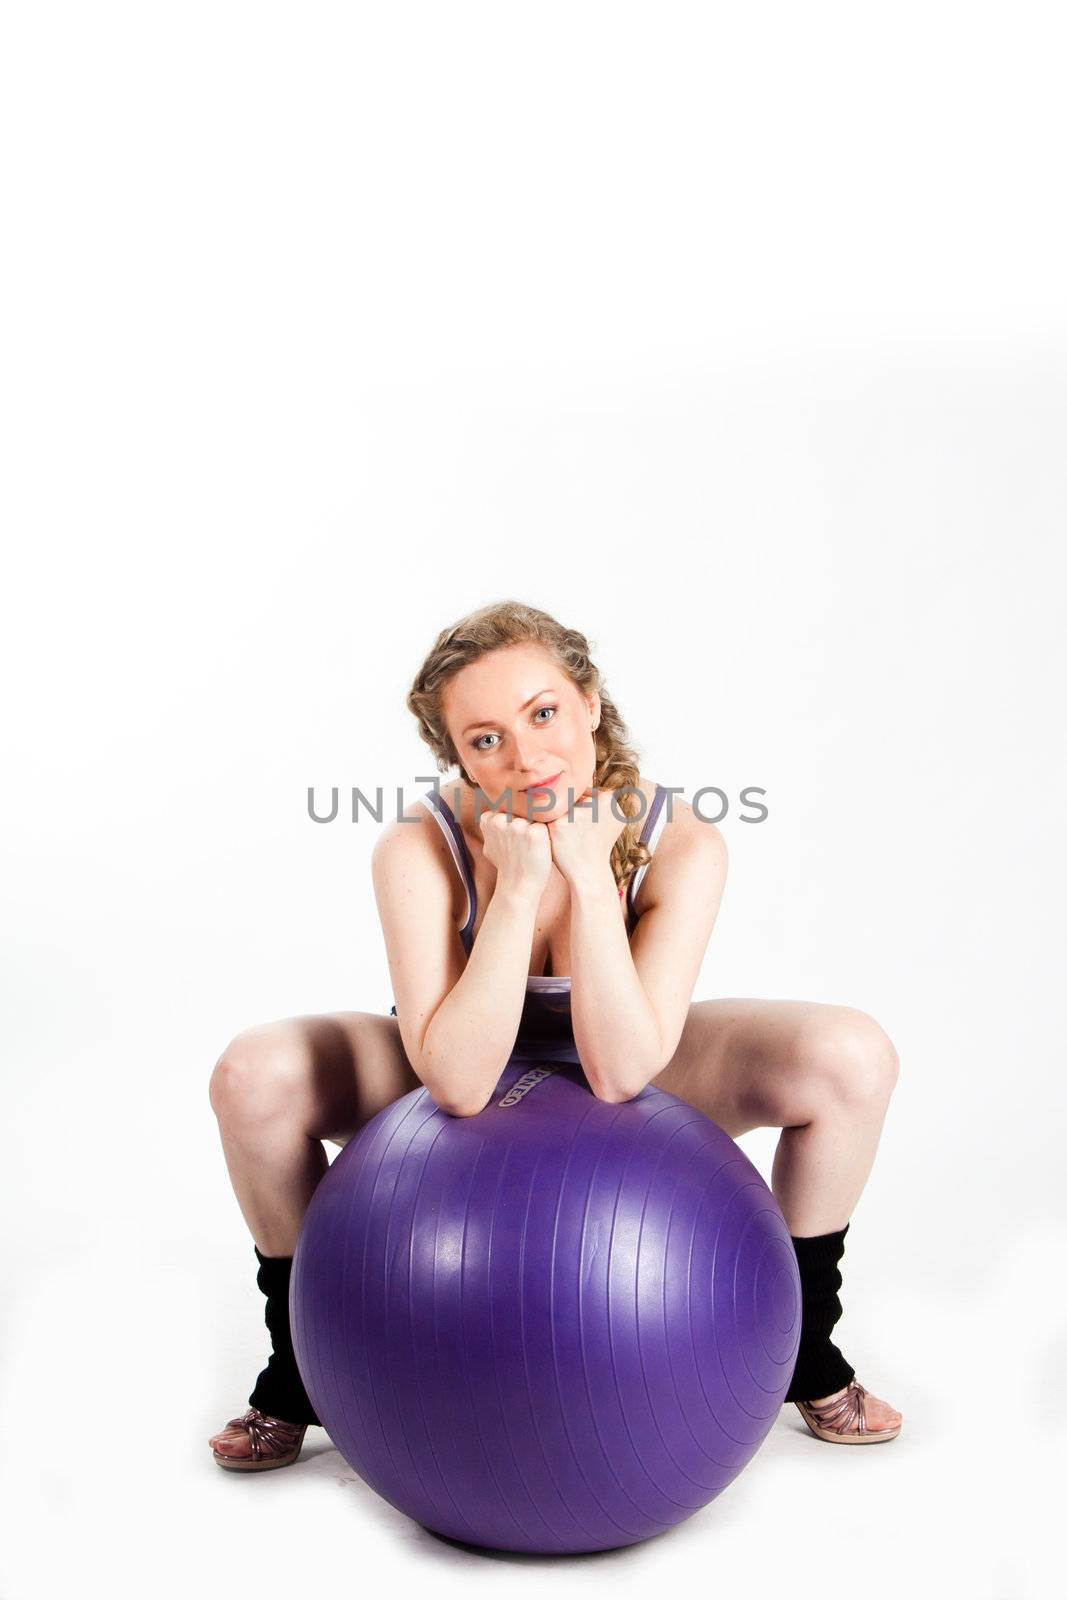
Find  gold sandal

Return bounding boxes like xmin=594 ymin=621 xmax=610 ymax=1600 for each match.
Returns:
xmin=209 ymin=1407 xmax=310 ymax=1471
xmin=794 ymin=1380 xmax=902 ymax=1445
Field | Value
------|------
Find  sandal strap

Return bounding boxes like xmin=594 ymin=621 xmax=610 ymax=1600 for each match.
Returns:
xmin=801 ymin=1380 xmax=869 ymax=1435
xmin=221 ymin=1407 xmax=307 ymax=1462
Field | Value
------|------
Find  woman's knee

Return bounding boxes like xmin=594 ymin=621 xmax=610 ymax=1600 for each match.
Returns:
xmin=208 ymin=1024 xmax=311 ymax=1126
xmin=798 ymin=1006 xmax=900 ymax=1109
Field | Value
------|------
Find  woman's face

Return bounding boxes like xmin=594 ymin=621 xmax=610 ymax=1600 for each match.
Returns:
xmin=442 ymin=643 xmax=600 ymax=818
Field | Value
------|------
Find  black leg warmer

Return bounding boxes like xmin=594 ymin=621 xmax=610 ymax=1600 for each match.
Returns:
xmin=783 ymin=1223 xmax=857 ymax=1404
xmin=247 ymin=1247 xmax=322 ymax=1427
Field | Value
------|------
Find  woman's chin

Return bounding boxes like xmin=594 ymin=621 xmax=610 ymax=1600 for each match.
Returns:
xmin=523 ymin=786 xmax=569 ymax=819
xmin=524 ymin=800 xmax=560 ymax=821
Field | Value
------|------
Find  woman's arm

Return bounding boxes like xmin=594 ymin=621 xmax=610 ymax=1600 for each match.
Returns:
xmin=568 ymin=807 xmax=728 ymax=1101
xmin=371 ymin=810 xmax=547 ymax=1117
xmin=420 ymin=878 xmax=543 ymax=1114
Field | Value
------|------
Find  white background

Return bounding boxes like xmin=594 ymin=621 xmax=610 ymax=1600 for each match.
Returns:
xmin=2 ymin=3 xmax=1064 ymax=1596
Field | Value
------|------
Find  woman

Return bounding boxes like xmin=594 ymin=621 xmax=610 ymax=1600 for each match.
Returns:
xmin=208 ymin=599 xmax=903 ymax=1470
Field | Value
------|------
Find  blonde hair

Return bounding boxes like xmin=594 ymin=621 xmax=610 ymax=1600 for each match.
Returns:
xmin=406 ymin=599 xmax=652 ymax=896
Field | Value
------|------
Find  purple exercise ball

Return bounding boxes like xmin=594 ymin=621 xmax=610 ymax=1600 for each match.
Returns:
xmin=291 ymin=1058 xmax=800 ymax=1554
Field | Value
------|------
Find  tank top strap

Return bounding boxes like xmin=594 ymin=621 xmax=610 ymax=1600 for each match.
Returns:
xmin=626 ymin=783 xmax=669 ymax=921
xmin=417 ymin=788 xmax=477 ymax=955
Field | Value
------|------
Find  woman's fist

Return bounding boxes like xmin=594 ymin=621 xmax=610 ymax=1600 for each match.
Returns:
xmin=545 ymin=786 xmax=628 ymax=886
xmin=478 ymin=807 xmax=553 ymax=896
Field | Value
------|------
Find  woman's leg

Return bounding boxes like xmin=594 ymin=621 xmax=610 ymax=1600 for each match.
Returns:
xmin=652 ymin=997 xmax=902 ymax=1431
xmin=207 ymin=1009 xmax=420 ymax=1456
xmin=651 ymin=997 xmax=900 ymax=1231
xmin=208 ymin=1009 xmax=421 ymax=1256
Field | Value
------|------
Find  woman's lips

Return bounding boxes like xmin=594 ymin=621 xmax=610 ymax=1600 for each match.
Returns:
xmin=522 ymin=770 xmax=563 ymax=793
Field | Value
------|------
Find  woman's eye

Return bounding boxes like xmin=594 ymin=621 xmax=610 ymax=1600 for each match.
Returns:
xmin=472 ymin=705 xmax=556 ymax=752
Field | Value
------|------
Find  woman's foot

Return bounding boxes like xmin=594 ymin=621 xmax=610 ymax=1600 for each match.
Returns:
xmin=794 ymin=1379 xmax=902 ymax=1444
xmin=209 ymin=1407 xmax=311 ymax=1470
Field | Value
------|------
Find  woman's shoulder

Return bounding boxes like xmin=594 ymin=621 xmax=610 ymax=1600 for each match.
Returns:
xmin=372 ymin=783 xmax=468 ymax=879
xmin=371 ymin=787 xmax=468 ymax=924
xmin=640 ymin=778 xmax=721 ymax=827
xmin=630 ymin=781 xmax=728 ymax=915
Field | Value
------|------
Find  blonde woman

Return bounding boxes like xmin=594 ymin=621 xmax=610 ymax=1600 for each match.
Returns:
xmin=208 ymin=600 xmax=902 ymax=1469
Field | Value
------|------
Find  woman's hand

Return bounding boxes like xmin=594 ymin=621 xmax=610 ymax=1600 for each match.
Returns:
xmin=546 ymin=786 xmax=628 ymax=887
xmin=479 ymin=808 xmax=553 ymax=897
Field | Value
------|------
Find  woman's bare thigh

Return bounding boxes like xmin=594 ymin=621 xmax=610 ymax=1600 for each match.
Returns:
xmin=650 ymin=996 xmax=839 ymax=1136
xmin=233 ymin=1009 xmax=422 ymax=1148
xmin=235 ymin=997 xmax=840 ymax=1150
